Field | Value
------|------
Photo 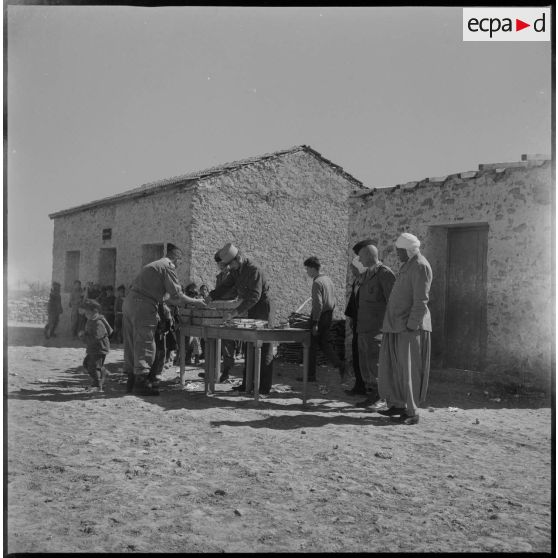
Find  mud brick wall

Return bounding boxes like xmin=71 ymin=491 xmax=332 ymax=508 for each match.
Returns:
xmin=348 ymin=160 xmax=552 ymax=389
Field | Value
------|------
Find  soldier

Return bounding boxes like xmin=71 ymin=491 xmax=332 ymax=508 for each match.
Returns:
xmin=122 ymin=243 xmax=205 ymax=396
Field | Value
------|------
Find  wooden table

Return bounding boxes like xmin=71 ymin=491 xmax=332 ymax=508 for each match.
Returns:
xmin=179 ymin=322 xmax=312 ymax=404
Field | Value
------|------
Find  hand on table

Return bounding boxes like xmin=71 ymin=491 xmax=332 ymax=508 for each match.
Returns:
xmin=224 ymin=310 xmax=239 ymax=321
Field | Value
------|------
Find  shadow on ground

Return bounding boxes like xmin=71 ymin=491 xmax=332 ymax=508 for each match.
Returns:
xmin=7 ymin=354 xmax=551 ymax=412
xmin=7 ymin=325 xmax=551 ymax=411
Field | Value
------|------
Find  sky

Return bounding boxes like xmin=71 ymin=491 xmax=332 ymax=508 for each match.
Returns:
xmin=6 ymin=5 xmax=552 ymax=287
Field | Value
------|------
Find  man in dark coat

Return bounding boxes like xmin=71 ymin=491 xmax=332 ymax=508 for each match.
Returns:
xmin=344 ymin=250 xmax=367 ymax=396
xmin=208 ymin=243 xmax=274 ymax=395
xmin=354 ymin=240 xmax=396 ymax=410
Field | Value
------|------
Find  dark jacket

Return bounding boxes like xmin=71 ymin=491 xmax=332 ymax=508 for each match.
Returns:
xmin=83 ymin=315 xmax=112 ymax=355
xmin=98 ymin=294 xmax=116 ymax=317
xmin=214 ymin=268 xmax=238 ymax=300
xmin=210 ymin=257 xmax=271 ymax=320
xmin=356 ymin=263 xmax=396 ymax=335
xmin=344 ymin=277 xmax=361 ymax=331
xmin=47 ymin=291 xmax=63 ymax=316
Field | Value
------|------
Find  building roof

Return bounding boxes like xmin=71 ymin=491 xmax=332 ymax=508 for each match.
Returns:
xmin=49 ymin=145 xmax=364 ymax=219
xmin=351 ymin=156 xmax=551 ymax=200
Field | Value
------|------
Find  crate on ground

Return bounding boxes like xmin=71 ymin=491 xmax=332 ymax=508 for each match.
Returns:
xmin=276 ymin=319 xmax=346 ymax=364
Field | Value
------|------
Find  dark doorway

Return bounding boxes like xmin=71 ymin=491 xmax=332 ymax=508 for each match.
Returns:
xmin=64 ymin=251 xmax=81 ymax=292
xmin=444 ymin=226 xmax=488 ymax=370
xmin=98 ymin=248 xmax=117 ymax=287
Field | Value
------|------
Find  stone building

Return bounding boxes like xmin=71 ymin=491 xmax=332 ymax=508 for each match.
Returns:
xmin=49 ymin=145 xmax=362 ymax=330
xmin=349 ymin=155 xmax=552 ymax=390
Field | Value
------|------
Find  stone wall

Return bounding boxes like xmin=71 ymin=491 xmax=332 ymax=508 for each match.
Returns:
xmin=7 ymin=296 xmax=49 ymax=324
xmin=189 ymin=149 xmax=353 ymax=324
xmin=349 ymin=160 xmax=552 ymax=389
xmin=51 ymin=187 xmax=195 ymax=332
xmin=51 ymin=148 xmax=355 ymax=331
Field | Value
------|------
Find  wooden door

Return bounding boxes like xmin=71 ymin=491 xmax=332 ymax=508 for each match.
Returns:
xmin=445 ymin=226 xmax=488 ymax=370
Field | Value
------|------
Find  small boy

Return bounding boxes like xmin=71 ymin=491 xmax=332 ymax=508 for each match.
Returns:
xmin=44 ymin=281 xmax=63 ymax=339
xmin=78 ymin=299 xmax=113 ymax=391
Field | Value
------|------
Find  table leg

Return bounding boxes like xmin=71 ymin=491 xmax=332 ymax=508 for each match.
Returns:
xmin=208 ymin=339 xmax=216 ymax=394
xmin=245 ymin=342 xmax=254 ymax=394
xmin=253 ymin=341 xmax=262 ymax=401
xmin=302 ymin=341 xmax=310 ymax=406
xmin=214 ymin=338 xmax=221 ymax=387
xmin=179 ymin=329 xmax=186 ymax=386
xmin=204 ymin=337 xmax=210 ymax=395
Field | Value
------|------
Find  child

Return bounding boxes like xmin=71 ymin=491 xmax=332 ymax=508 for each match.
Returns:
xmin=113 ymin=285 xmax=126 ymax=344
xmin=78 ymin=299 xmax=113 ymax=391
xmin=44 ymin=281 xmax=63 ymax=339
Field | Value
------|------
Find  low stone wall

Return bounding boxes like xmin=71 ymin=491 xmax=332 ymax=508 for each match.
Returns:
xmin=7 ymin=297 xmax=49 ymax=325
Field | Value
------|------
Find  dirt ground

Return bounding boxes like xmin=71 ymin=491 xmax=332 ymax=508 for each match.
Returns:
xmin=5 ymin=323 xmax=553 ymax=553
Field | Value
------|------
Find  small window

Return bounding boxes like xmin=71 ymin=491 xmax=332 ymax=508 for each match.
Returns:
xmin=102 ymin=228 xmax=112 ymax=241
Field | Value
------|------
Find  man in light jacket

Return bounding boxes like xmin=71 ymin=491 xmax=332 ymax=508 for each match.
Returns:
xmin=376 ymin=233 xmax=433 ymax=425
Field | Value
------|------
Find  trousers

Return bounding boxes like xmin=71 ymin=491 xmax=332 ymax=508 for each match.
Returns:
xmin=351 ymin=330 xmax=366 ymax=391
xmin=308 ymin=310 xmax=343 ymax=379
xmin=70 ymin=309 xmax=81 ymax=337
xmin=122 ymin=294 xmax=158 ymax=381
xmin=222 ymin=339 xmax=236 ymax=373
xmin=357 ymin=331 xmax=382 ymax=391
xmin=378 ymin=331 xmax=431 ymax=415
xmin=241 ymin=342 xmax=275 ymax=394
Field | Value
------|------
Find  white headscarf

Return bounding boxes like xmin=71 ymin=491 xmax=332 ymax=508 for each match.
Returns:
xmin=395 ymin=232 xmax=421 ymax=257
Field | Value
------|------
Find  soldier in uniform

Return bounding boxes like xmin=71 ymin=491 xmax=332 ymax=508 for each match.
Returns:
xmin=122 ymin=243 xmax=205 ymax=395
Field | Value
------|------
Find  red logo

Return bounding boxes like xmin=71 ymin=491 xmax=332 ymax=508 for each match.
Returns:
xmin=516 ymin=19 xmax=530 ymax=31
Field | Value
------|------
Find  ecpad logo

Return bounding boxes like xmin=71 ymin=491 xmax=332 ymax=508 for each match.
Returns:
xmin=463 ymin=8 xmax=550 ymax=42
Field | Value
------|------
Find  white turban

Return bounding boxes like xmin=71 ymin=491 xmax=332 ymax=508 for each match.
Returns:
xmin=396 ymin=233 xmax=421 ymax=256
